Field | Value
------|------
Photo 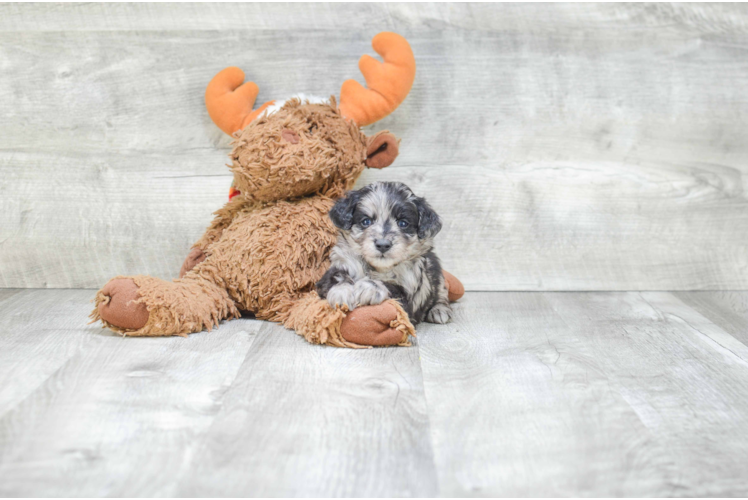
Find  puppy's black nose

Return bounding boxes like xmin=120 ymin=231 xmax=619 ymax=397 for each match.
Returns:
xmin=375 ymin=239 xmax=393 ymax=253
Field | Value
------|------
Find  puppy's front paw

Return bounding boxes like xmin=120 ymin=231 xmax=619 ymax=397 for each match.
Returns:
xmin=353 ymin=279 xmax=390 ymax=306
xmin=326 ymin=283 xmax=356 ymax=310
xmin=426 ymin=303 xmax=453 ymax=324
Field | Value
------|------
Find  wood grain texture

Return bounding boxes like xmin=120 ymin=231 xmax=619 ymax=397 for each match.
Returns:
xmin=3 ymin=289 xmax=748 ymax=496
xmin=0 ymin=289 xmax=261 ymax=496
xmin=367 ymin=162 xmax=748 ymax=291
xmin=552 ymin=291 xmax=748 ymax=495
xmin=417 ymin=291 xmax=748 ymax=496
xmin=0 ymin=289 xmax=99 ymax=417
xmin=0 ymin=289 xmax=436 ymax=497
xmin=1 ymin=152 xmax=227 ymax=288
xmin=1 ymin=3 xmax=747 ymax=33
xmin=673 ymin=291 xmax=748 ymax=347
xmin=5 ymin=153 xmax=746 ymax=290
xmin=175 ymin=322 xmax=437 ymax=497
xmin=2 ymin=4 xmax=748 ymax=289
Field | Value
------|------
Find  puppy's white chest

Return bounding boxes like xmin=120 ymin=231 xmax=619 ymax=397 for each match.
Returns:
xmin=371 ymin=260 xmax=425 ymax=295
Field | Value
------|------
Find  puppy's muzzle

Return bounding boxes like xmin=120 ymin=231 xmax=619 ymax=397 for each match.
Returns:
xmin=375 ymin=239 xmax=393 ymax=253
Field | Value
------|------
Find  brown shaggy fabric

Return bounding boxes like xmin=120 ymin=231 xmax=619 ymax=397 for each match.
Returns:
xmin=282 ymin=294 xmax=414 ymax=348
xmin=179 ymin=248 xmax=206 ymax=278
xmin=190 ymin=195 xmax=339 ymax=321
xmin=92 ymin=274 xmax=239 ymax=337
xmin=230 ymin=97 xmax=366 ymax=202
xmin=91 ymin=98 xmax=420 ymax=346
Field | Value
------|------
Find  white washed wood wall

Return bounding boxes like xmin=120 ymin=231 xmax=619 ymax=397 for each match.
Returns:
xmin=1 ymin=3 xmax=747 ymax=290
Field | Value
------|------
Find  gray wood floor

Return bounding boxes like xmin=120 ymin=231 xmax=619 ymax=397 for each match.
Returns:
xmin=1 ymin=289 xmax=747 ymax=497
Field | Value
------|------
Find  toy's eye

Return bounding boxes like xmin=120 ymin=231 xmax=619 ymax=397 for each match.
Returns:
xmin=397 ymin=219 xmax=409 ymax=228
xmin=361 ymin=218 xmax=372 ymax=227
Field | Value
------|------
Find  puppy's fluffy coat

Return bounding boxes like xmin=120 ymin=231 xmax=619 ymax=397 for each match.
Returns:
xmin=316 ymin=182 xmax=452 ymax=325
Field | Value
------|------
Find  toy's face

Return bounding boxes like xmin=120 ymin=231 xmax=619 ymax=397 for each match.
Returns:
xmin=229 ymin=99 xmax=368 ymax=203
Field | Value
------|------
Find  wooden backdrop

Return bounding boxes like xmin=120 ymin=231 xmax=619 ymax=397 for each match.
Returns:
xmin=1 ymin=3 xmax=747 ymax=290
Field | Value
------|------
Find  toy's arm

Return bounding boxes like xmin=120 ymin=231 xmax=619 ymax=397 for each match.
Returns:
xmin=179 ymin=195 xmax=255 ymax=278
xmin=193 ymin=195 xmax=251 ymax=249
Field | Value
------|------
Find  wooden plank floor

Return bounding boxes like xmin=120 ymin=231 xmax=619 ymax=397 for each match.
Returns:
xmin=1 ymin=290 xmax=748 ymax=497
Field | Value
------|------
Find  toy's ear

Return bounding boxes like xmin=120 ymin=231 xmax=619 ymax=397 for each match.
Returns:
xmin=366 ymin=131 xmax=399 ymax=169
xmin=329 ymin=190 xmax=363 ymax=230
xmin=414 ymin=196 xmax=442 ymax=239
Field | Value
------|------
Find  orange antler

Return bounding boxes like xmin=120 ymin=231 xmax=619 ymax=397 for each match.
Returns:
xmin=205 ymin=67 xmax=274 ymax=136
xmin=338 ymin=32 xmax=416 ymax=127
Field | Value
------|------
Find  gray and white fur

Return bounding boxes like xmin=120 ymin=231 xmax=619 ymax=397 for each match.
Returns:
xmin=316 ymin=182 xmax=452 ymax=325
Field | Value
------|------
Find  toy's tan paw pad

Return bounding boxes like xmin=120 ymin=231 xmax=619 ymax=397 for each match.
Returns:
xmin=340 ymin=302 xmax=404 ymax=346
xmin=98 ymin=278 xmax=149 ymax=330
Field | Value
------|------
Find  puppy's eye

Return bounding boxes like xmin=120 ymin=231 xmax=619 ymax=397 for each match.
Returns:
xmin=397 ymin=219 xmax=409 ymax=228
xmin=361 ymin=218 xmax=372 ymax=227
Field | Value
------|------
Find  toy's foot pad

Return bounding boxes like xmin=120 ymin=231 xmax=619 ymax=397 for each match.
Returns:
xmin=97 ymin=278 xmax=149 ymax=330
xmin=340 ymin=302 xmax=409 ymax=346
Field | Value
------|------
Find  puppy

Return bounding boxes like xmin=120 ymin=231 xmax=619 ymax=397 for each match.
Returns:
xmin=316 ymin=182 xmax=452 ymax=325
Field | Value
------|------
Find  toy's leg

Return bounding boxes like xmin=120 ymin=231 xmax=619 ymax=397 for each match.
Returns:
xmin=443 ymin=270 xmax=465 ymax=302
xmin=280 ymin=292 xmax=415 ymax=348
xmin=90 ymin=275 xmax=239 ymax=337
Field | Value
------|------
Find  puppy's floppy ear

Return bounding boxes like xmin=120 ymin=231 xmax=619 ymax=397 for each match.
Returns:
xmin=329 ymin=190 xmax=362 ymax=230
xmin=414 ymin=196 xmax=442 ymax=239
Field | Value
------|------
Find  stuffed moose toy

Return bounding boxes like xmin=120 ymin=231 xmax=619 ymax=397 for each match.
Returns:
xmin=91 ymin=32 xmax=464 ymax=347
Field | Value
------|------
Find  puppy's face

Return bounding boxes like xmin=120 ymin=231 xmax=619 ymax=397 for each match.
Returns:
xmin=330 ymin=182 xmax=442 ymax=271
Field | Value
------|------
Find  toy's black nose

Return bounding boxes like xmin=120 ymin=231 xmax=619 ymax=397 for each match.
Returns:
xmin=375 ymin=239 xmax=393 ymax=253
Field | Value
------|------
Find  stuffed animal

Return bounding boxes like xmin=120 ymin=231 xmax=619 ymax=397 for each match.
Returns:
xmin=90 ymin=32 xmax=465 ymax=347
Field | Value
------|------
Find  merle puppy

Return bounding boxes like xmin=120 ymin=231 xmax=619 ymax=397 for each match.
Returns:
xmin=316 ymin=181 xmax=452 ymax=325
